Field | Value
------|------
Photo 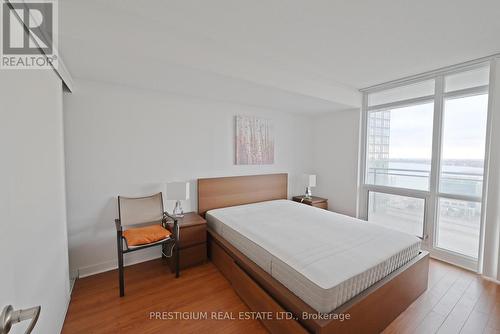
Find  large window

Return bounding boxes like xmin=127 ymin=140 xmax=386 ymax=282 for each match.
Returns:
xmin=366 ymin=102 xmax=434 ymax=191
xmin=439 ymin=94 xmax=489 ymax=198
xmin=361 ymin=64 xmax=491 ymax=270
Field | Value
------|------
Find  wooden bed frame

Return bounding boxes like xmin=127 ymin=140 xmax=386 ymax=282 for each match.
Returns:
xmin=198 ymin=173 xmax=429 ymax=334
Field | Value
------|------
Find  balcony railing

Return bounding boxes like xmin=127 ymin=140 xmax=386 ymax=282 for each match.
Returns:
xmin=368 ymin=167 xmax=482 ymax=181
xmin=367 ymin=167 xmax=483 ymax=195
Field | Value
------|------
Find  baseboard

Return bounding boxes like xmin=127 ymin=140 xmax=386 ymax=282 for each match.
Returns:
xmin=482 ymin=275 xmax=500 ymax=285
xmin=69 ymin=277 xmax=76 ymax=294
xmin=426 ymin=249 xmax=477 ymax=272
xmin=78 ymin=249 xmax=163 ymax=278
xmin=70 ymin=267 xmax=79 ymax=280
xmin=425 ymin=250 xmax=500 ymax=285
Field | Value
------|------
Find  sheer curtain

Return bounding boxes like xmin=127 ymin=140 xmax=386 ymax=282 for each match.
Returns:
xmin=482 ymin=57 xmax=500 ymax=282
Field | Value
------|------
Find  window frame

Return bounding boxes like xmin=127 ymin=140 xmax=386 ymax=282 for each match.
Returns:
xmin=358 ymin=61 xmax=493 ymax=271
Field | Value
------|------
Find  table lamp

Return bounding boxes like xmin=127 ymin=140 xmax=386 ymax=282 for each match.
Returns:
xmin=166 ymin=182 xmax=190 ymax=217
xmin=305 ymin=174 xmax=316 ymax=199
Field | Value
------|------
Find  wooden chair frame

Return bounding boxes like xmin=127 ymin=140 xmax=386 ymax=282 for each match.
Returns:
xmin=114 ymin=192 xmax=179 ymax=297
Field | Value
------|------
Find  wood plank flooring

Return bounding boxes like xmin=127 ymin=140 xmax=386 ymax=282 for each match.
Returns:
xmin=383 ymin=259 xmax=500 ymax=334
xmin=62 ymin=258 xmax=500 ymax=334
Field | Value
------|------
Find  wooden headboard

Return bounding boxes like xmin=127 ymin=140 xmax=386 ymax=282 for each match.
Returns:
xmin=197 ymin=173 xmax=288 ymax=217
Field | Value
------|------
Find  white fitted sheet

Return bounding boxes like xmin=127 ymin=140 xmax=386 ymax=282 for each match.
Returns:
xmin=206 ymin=200 xmax=421 ymax=313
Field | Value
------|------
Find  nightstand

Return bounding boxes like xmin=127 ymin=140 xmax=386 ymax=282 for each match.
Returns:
xmin=167 ymin=212 xmax=207 ymax=271
xmin=292 ymin=196 xmax=328 ymax=210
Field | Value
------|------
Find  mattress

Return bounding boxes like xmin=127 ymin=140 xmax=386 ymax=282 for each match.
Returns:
xmin=206 ymin=199 xmax=421 ymax=313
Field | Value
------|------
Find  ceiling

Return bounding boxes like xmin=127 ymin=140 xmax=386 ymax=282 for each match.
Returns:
xmin=59 ymin=0 xmax=500 ymax=113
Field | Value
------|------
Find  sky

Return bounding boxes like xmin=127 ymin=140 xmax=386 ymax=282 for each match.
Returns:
xmin=387 ymin=94 xmax=488 ymax=160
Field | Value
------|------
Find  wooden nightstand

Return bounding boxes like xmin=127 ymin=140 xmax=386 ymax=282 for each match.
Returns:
xmin=292 ymin=196 xmax=328 ymax=210
xmin=167 ymin=212 xmax=207 ymax=271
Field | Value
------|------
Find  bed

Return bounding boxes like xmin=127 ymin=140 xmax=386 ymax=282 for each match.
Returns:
xmin=198 ymin=173 xmax=429 ymax=334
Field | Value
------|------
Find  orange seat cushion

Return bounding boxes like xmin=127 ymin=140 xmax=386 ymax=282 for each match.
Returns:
xmin=123 ymin=225 xmax=172 ymax=246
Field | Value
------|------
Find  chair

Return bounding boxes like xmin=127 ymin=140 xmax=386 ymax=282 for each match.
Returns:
xmin=114 ymin=192 xmax=179 ymax=297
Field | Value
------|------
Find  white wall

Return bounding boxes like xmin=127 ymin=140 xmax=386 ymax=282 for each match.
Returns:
xmin=64 ymin=79 xmax=314 ymax=277
xmin=0 ymin=70 xmax=69 ymax=334
xmin=312 ymin=109 xmax=361 ymax=217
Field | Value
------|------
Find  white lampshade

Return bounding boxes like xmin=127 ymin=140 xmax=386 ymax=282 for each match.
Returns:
xmin=307 ymin=175 xmax=317 ymax=187
xmin=166 ymin=182 xmax=190 ymax=200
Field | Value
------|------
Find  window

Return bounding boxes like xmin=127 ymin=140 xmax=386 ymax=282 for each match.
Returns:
xmin=361 ymin=64 xmax=491 ymax=269
xmin=368 ymin=192 xmax=425 ymax=237
xmin=366 ymin=103 xmax=434 ymax=191
xmin=445 ymin=67 xmax=490 ymax=92
xmin=439 ymin=94 xmax=488 ymax=198
xmin=436 ymin=198 xmax=481 ymax=258
xmin=368 ymin=79 xmax=435 ymax=106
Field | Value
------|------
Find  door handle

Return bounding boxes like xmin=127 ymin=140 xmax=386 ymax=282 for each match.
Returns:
xmin=0 ymin=305 xmax=41 ymax=334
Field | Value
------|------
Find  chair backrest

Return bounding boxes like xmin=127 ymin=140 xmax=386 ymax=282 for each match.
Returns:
xmin=118 ymin=192 xmax=164 ymax=226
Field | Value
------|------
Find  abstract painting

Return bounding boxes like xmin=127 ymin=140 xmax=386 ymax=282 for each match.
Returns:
xmin=235 ymin=115 xmax=274 ymax=165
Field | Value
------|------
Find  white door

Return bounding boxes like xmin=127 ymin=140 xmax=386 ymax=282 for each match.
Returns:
xmin=0 ymin=70 xmax=70 ymax=334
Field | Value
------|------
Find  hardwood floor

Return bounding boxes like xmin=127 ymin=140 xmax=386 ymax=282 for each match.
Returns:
xmin=383 ymin=259 xmax=500 ymax=334
xmin=63 ymin=258 xmax=500 ymax=334
xmin=62 ymin=260 xmax=266 ymax=334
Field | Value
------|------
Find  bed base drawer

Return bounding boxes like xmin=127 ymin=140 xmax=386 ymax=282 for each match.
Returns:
xmin=209 ymin=238 xmax=307 ymax=334
xmin=209 ymin=236 xmax=237 ymax=282
xmin=208 ymin=228 xmax=430 ymax=334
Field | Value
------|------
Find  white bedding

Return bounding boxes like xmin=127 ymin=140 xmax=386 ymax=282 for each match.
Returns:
xmin=206 ymin=199 xmax=421 ymax=313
